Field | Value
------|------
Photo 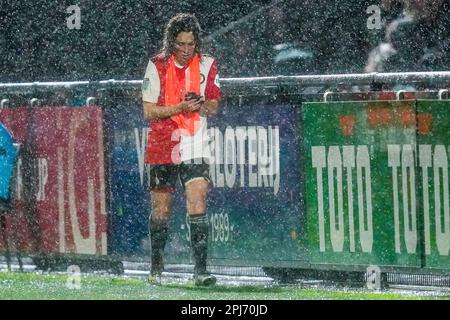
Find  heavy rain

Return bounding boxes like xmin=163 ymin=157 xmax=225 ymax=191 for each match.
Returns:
xmin=1 ymin=0 xmax=450 ymax=306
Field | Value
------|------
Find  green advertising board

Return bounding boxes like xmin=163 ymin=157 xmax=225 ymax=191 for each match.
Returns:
xmin=304 ymin=100 xmax=424 ymax=269
xmin=416 ymin=100 xmax=450 ymax=270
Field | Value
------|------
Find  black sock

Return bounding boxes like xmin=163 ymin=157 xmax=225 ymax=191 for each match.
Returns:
xmin=149 ymin=216 xmax=169 ymax=275
xmin=189 ymin=214 xmax=209 ymax=276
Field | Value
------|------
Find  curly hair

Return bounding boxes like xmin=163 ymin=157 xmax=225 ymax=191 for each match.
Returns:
xmin=162 ymin=13 xmax=202 ymax=58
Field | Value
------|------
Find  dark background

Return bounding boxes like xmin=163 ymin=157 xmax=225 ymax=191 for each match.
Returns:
xmin=0 ymin=0 xmax=448 ymax=82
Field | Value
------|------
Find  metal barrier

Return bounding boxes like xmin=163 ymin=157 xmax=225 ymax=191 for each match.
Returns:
xmin=0 ymin=72 xmax=449 ymax=286
xmin=1 ymin=70 xmax=450 ymax=91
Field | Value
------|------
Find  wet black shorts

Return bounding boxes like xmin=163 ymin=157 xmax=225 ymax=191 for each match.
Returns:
xmin=149 ymin=158 xmax=210 ymax=192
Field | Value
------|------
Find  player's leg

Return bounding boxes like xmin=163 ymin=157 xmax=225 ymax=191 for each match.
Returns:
xmin=182 ymin=159 xmax=216 ymax=286
xmin=149 ymin=191 xmax=172 ymax=279
xmin=148 ymin=165 xmax=176 ymax=283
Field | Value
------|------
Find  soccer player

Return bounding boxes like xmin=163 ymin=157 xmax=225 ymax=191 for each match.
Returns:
xmin=142 ymin=13 xmax=221 ymax=286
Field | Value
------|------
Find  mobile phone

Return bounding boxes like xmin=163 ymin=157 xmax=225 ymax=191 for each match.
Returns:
xmin=185 ymin=92 xmax=202 ymax=100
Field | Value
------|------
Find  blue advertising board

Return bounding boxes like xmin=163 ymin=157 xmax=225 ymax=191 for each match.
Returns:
xmin=200 ymin=99 xmax=305 ymax=263
xmin=105 ymin=101 xmax=150 ymax=255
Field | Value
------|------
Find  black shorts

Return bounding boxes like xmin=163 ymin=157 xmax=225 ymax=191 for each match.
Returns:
xmin=149 ymin=158 xmax=210 ymax=192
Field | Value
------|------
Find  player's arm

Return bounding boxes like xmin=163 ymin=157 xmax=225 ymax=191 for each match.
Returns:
xmin=144 ymin=99 xmax=203 ymax=120
xmin=199 ymin=58 xmax=221 ymax=117
xmin=143 ymin=102 xmax=182 ymax=119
